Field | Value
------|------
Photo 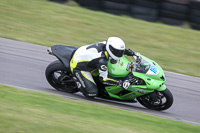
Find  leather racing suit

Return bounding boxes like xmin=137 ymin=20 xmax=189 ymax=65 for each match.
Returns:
xmin=70 ymin=41 xmax=134 ymax=98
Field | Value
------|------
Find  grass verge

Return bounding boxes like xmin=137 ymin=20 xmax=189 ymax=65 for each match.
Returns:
xmin=0 ymin=0 xmax=200 ymax=77
xmin=0 ymin=84 xmax=200 ymax=133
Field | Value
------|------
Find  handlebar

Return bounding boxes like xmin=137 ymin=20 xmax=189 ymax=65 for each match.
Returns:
xmin=126 ymin=55 xmax=142 ymax=72
xmin=133 ymin=55 xmax=141 ymax=71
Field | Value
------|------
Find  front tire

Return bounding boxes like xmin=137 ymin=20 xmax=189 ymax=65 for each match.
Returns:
xmin=45 ymin=60 xmax=79 ymax=93
xmin=137 ymin=88 xmax=173 ymax=111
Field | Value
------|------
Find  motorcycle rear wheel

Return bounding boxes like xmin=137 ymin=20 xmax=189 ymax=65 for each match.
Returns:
xmin=45 ymin=60 xmax=79 ymax=93
xmin=137 ymin=88 xmax=173 ymax=111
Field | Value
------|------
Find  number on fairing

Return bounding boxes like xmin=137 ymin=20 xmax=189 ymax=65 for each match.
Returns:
xmin=150 ymin=65 xmax=157 ymax=74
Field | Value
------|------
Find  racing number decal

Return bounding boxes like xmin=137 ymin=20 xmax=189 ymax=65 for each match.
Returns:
xmin=150 ymin=65 xmax=157 ymax=74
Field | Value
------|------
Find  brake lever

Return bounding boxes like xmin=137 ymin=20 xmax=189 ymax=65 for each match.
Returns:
xmin=133 ymin=55 xmax=141 ymax=71
xmin=136 ymin=55 xmax=141 ymax=63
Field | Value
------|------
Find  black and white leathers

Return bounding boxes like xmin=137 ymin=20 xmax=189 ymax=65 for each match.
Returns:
xmin=70 ymin=41 xmax=132 ymax=97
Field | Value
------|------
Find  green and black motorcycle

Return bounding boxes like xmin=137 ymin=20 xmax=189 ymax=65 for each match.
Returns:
xmin=45 ymin=45 xmax=173 ymax=111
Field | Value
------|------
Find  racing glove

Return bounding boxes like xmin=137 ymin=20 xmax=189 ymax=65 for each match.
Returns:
xmin=133 ymin=52 xmax=141 ymax=64
xmin=125 ymin=49 xmax=140 ymax=57
xmin=124 ymin=49 xmax=135 ymax=56
xmin=134 ymin=52 xmax=140 ymax=57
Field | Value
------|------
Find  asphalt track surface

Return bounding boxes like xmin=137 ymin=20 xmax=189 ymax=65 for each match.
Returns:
xmin=0 ymin=37 xmax=200 ymax=125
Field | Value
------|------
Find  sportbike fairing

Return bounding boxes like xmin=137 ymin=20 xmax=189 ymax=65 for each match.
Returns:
xmin=107 ymin=55 xmax=160 ymax=77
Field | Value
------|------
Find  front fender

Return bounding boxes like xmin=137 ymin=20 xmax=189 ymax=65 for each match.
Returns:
xmin=157 ymin=84 xmax=167 ymax=91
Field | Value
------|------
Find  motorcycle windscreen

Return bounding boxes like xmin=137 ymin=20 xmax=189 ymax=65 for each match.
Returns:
xmin=134 ymin=56 xmax=159 ymax=75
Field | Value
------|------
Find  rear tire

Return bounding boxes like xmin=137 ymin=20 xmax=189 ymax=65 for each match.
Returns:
xmin=137 ymin=88 xmax=173 ymax=111
xmin=45 ymin=60 xmax=79 ymax=93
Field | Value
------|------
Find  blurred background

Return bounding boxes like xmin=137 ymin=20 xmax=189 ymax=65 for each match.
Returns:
xmin=51 ymin=0 xmax=200 ymax=30
xmin=0 ymin=0 xmax=200 ymax=77
xmin=1 ymin=1 xmax=200 ymax=133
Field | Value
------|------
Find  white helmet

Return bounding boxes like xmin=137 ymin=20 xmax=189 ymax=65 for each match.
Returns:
xmin=106 ymin=37 xmax=125 ymax=60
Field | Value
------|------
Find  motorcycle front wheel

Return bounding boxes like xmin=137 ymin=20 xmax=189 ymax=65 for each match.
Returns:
xmin=136 ymin=88 xmax=173 ymax=111
xmin=45 ymin=60 xmax=79 ymax=93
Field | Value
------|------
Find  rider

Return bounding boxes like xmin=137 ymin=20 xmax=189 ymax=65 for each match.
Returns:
xmin=70 ymin=37 xmax=139 ymax=98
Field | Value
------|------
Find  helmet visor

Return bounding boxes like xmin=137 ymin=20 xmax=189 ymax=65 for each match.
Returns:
xmin=109 ymin=45 xmax=124 ymax=58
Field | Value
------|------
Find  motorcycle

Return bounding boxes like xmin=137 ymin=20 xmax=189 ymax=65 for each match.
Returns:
xmin=45 ymin=45 xmax=173 ymax=111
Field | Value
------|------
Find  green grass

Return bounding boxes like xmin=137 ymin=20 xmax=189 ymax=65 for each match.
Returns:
xmin=0 ymin=84 xmax=199 ymax=133
xmin=0 ymin=0 xmax=200 ymax=77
